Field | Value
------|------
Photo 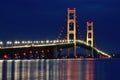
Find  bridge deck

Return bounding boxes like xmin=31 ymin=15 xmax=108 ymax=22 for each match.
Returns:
xmin=0 ymin=40 xmax=111 ymax=58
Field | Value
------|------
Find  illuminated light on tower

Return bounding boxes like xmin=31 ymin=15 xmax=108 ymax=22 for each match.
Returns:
xmin=86 ymin=21 xmax=94 ymax=57
xmin=67 ymin=8 xmax=77 ymax=57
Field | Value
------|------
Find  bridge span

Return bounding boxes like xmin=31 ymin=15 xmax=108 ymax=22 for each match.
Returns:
xmin=0 ymin=40 xmax=111 ymax=59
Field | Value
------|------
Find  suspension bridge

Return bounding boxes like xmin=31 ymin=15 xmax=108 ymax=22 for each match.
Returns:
xmin=0 ymin=8 xmax=111 ymax=59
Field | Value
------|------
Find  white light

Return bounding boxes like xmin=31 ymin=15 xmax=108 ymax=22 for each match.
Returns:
xmin=53 ymin=40 xmax=56 ymax=43
xmin=22 ymin=41 xmax=25 ymax=44
xmin=0 ymin=41 xmax=3 ymax=45
xmin=62 ymin=40 xmax=64 ymax=42
xmin=33 ymin=41 xmax=39 ymax=44
xmin=18 ymin=41 xmax=20 ymax=44
xmin=50 ymin=40 xmax=52 ymax=43
xmin=14 ymin=41 xmax=20 ymax=44
xmin=41 ymin=41 xmax=44 ymax=43
xmin=46 ymin=40 xmax=49 ymax=43
xmin=36 ymin=41 xmax=39 ymax=43
xmin=60 ymin=40 xmax=62 ymax=43
xmin=28 ymin=41 xmax=31 ymax=44
xmin=33 ymin=41 xmax=36 ymax=43
xmin=7 ymin=41 xmax=12 ymax=44
xmin=56 ymin=40 xmax=59 ymax=43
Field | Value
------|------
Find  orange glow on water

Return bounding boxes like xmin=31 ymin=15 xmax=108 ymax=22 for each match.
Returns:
xmin=86 ymin=60 xmax=94 ymax=80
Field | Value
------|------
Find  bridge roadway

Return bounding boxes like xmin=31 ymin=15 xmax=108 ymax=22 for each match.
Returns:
xmin=0 ymin=40 xmax=111 ymax=58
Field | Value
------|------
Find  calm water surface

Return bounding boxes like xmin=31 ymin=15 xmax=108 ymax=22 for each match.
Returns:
xmin=0 ymin=58 xmax=120 ymax=80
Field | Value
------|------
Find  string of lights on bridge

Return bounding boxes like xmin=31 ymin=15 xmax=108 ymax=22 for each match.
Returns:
xmin=0 ymin=40 xmax=72 ymax=47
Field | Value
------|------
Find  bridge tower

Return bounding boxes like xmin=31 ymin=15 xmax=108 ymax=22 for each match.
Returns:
xmin=86 ymin=21 xmax=94 ymax=57
xmin=67 ymin=8 xmax=77 ymax=57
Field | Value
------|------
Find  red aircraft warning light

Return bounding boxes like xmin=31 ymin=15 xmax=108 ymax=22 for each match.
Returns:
xmin=3 ymin=54 xmax=8 ymax=59
xmin=41 ymin=50 xmax=44 ymax=53
xmin=29 ymin=50 xmax=32 ymax=54
xmin=35 ymin=51 xmax=38 ymax=54
xmin=47 ymin=50 xmax=50 ymax=53
xmin=23 ymin=52 xmax=26 ymax=56
xmin=14 ymin=53 xmax=17 ymax=57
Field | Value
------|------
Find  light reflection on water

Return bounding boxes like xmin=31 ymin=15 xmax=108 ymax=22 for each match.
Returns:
xmin=0 ymin=59 xmax=96 ymax=80
xmin=86 ymin=60 xmax=94 ymax=80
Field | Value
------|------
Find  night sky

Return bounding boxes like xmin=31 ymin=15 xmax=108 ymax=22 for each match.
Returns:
xmin=0 ymin=0 xmax=120 ymax=54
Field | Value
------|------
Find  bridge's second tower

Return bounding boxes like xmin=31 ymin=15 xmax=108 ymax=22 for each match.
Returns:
xmin=86 ymin=21 xmax=94 ymax=57
xmin=86 ymin=21 xmax=94 ymax=46
xmin=67 ymin=8 xmax=77 ymax=57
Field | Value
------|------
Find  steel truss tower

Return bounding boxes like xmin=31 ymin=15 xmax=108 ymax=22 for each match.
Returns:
xmin=67 ymin=8 xmax=77 ymax=57
xmin=86 ymin=21 xmax=94 ymax=57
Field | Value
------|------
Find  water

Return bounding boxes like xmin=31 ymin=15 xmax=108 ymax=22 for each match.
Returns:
xmin=0 ymin=58 xmax=120 ymax=80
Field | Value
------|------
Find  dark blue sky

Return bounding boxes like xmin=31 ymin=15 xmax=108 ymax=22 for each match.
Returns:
xmin=0 ymin=0 xmax=120 ymax=54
